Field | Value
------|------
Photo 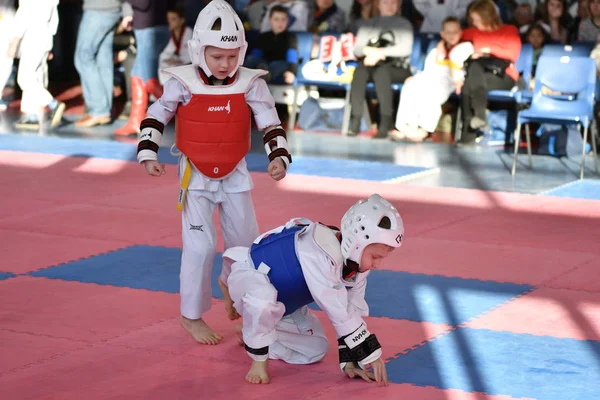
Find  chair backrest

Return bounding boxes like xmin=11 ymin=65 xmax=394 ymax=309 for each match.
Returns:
xmin=418 ymin=32 xmax=441 ymax=55
xmin=410 ymin=35 xmax=424 ymax=71
xmin=532 ymin=56 xmax=596 ymax=111
xmin=515 ymin=43 xmax=534 ymax=87
xmin=541 ymin=43 xmax=594 ymax=58
xmin=293 ymin=32 xmax=314 ymax=67
xmin=425 ymin=39 xmax=438 ymax=58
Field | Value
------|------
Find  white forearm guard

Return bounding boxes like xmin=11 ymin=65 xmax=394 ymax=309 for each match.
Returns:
xmin=137 ymin=118 xmax=164 ymax=163
xmin=263 ymin=126 xmax=292 ymax=169
xmin=338 ymin=323 xmax=382 ymax=372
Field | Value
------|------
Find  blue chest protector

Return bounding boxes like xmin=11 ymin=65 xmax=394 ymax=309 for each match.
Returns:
xmin=250 ymin=225 xmax=314 ymax=316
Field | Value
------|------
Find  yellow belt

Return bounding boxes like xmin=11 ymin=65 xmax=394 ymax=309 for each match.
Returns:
xmin=177 ymin=157 xmax=193 ymax=212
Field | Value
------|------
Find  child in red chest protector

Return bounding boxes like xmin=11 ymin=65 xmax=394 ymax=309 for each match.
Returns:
xmin=135 ymin=0 xmax=292 ymax=345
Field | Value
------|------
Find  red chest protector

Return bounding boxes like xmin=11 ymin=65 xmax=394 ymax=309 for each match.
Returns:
xmin=175 ymin=93 xmax=251 ymax=178
xmin=163 ymin=65 xmax=267 ymax=179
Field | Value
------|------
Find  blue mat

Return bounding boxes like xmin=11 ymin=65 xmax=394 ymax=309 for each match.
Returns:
xmin=0 ymin=272 xmax=15 ymax=281
xmin=542 ymin=179 xmax=600 ymax=200
xmin=30 ymin=245 xmax=531 ymax=325
xmin=0 ymin=134 xmax=435 ymax=182
xmin=386 ymin=327 xmax=600 ymax=400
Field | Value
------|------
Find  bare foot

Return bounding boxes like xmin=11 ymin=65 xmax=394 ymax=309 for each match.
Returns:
xmin=180 ymin=316 xmax=223 ymax=345
xmin=218 ymin=278 xmax=241 ymax=320
xmin=245 ymin=360 xmax=270 ymax=384
xmin=235 ymin=323 xmax=244 ymax=346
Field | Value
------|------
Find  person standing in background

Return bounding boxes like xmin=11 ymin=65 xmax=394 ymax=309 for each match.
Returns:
xmin=115 ymin=0 xmax=170 ymax=136
xmin=74 ymin=0 xmax=127 ymax=128
xmin=0 ymin=0 xmax=15 ymax=111
xmin=8 ymin=0 xmax=66 ymax=130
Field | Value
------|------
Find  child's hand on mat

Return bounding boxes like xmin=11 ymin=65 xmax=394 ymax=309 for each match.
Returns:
xmin=268 ymin=158 xmax=286 ymax=181
xmin=367 ymin=358 xmax=388 ymax=386
xmin=143 ymin=160 xmax=166 ymax=177
xmin=344 ymin=362 xmax=375 ymax=383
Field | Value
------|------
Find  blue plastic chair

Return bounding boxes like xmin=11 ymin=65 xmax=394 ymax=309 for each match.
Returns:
xmin=488 ymin=44 xmax=534 ymax=102
xmin=511 ymin=56 xmax=598 ymax=179
xmin=541 ymin=42 xmax=594 ymax=58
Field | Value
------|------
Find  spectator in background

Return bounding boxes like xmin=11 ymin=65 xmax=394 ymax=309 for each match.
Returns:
xmin=245 ymin=5 xmax=297 ymax=84
xmin=458 ymin=0 xmax=521 ymax=144
xmin=412 ymin=0 xmax=471 ymax=33
xmin=525 ymin=23 xmax=550 ymax=76
xmin=578 ymin=0 xmax=600 ymax=41
xmin=310 ymin=0 xmax=346 ymax=33
xmin=541 ymin=0 xmax=573 ymax=43
xmin=158 ymin=3 xmax=193 ymax=85
xmin=347 ymin=0 xmax=375 ymax=35
xmin=115 ymin=0 xmax=170 ymax=136
xmin=113 ymin=17 xmax=137 ymax=121
xmin=393 ymin=16 xmax=473 ymax=142
xmin=348 ymin=0 xmax=413 ymax=139
xmin=514 ymin=2 xmax=534 ymax=31
xmin=247 ymin=0 xmax=274 ymax=31
xmin=570 ymin=0 xmax=589 ymax=41
xmin=260 ymin=0 xmax=310 ymax=32
xmin=0 ymin=0 xmax=15 ymax=111
xmin=74 ymin=0 xmax=126 ymax=128
xmin=9 ymin=0 xmax=66 ymax=130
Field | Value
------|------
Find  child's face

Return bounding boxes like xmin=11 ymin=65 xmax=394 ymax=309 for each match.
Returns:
xmin=358 ymin=243 xmax=394 ymax=272
xmin=167 ymin=12 xmax=185 ymax=31
xmin=204 ymin=46 xmax=240 ymax=79
xmin=527 ymin=28 xmax=544 ymax=49
xmin=269 ymin=11 xmax=289 ymax=34
xmin=440 ymin=21 xmax=461 ymax=47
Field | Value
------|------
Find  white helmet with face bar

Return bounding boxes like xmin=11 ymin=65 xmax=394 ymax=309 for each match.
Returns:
xmin=188 ymin=0 xmax=247 ymax=78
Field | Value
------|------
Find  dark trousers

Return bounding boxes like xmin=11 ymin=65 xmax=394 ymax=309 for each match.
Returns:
xmin=349 ymin=61 xmax=411 ymax=132
xmin=461 ymin=60 xmax=515 ymax=138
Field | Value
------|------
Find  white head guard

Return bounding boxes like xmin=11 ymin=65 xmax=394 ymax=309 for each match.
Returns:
xmin=341 ymin=194 xmax=404 ymax=265
xmin=188 ymin=0 xmax=247 ymax=78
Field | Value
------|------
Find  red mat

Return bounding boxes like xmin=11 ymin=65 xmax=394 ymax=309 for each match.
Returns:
xmin=0 ymin=330 xmax=85 ymax=376
xmin=465 ymin=287 xmax=600 ymax=341
xmin=105 ymin=300 xmax=451 ymax=368
xmin=388 ymin=237 xmax=597 ymax=285
xmin=421 ymin=208 xmax=600 ymax=255
xmin=1 ymin=204 xmax=181 ymax=245
xmin=0 ymin=277 xmax=178 ymax=342
xmin=544 ymin=258 xmax=600 ymax=292
xmin=0 ymin=229 xmax=126 ymax=274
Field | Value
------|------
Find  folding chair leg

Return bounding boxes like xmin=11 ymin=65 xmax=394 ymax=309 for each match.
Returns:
xmin=525 ymin=123 xmax=532 ymax=169
xmin=454 ymin=106 xmax=462 ymax=143
xmin=591 ymin=122 xmax=599 ymax=174
xmin=512 ymin=122 xmax=522 ymax=176
xmin=363 ymin=100 xmax=371 ymax=129
xmin=288 ymin=86 xmax=300 ymax=131
xmin=341 ymin=89 xmax=351 ymax=135
xmin=581 ymin=124 xmax=589 ymax=179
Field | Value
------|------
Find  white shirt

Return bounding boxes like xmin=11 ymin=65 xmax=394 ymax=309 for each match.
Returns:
xmin=413 ymin=0 xmax=470 ymax=33
xmin=158 ymin=26 xmax=193 ymax=84
xmin=146 ymin=74 xmax=280 ymax=193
